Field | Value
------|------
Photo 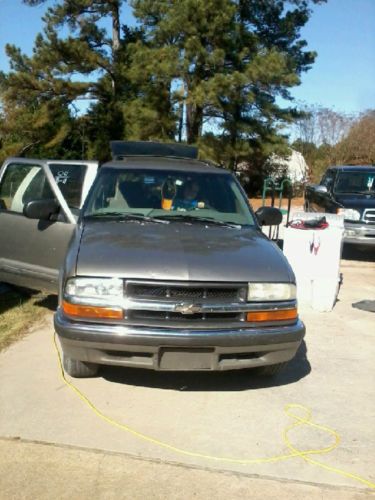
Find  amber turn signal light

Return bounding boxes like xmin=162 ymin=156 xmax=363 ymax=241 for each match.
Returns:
xmin=246 ymin=308 xmax=297 ymax=322
xmin=62 ymin=300 xmax=123 ymax=320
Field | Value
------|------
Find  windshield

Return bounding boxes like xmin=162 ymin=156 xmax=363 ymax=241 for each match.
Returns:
xmin=334 ymin=171 xmax=375 ymax=194
xmin=83 ymin=167 xmax=255 ymax=226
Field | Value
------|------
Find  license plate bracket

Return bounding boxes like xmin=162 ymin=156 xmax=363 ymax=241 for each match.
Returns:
xmin=159 ymin=348 xmax=214 ymax=370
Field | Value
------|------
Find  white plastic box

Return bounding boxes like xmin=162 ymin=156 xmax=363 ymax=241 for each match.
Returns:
xmin=283 ymin=212 xmax=344 ymax=312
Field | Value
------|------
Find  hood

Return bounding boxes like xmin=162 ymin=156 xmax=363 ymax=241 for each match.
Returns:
xmin=335 ymin=193 xmax=375 ymax=211
xmin=76 ymin=221 xmax=293 ymax=283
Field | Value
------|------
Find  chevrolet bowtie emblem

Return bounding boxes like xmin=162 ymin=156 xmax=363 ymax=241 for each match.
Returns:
xmin=174 ymin=303 xmax=203 ymax=314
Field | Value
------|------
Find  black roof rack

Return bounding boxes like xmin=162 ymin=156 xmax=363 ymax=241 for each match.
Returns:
xmin=110 ymin=141 xmax=198 ymax=160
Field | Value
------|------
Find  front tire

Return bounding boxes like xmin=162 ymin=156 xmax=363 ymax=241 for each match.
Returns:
xmin=63 ymin=355 xmax=99 ymax=378
xmin=257 ymin=362 xmax=288 ymax=376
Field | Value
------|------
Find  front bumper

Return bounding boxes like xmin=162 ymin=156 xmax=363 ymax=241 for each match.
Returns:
xmin=54 ymin=309 xmax=305 ymax=371
xmin=344 ymin=222 xmax=375 ymax=246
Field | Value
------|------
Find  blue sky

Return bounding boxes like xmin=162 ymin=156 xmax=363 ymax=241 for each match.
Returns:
xmin=0 ymin=0 xmax=374 ymax=114
xmin=289 ymin=0 xmax=375 ymax=113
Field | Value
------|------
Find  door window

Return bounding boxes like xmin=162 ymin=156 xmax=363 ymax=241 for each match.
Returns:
xmin=0 ymin=163 xmax=53 ymax=213
xmin=321 ymin=170 xmax=336 ymax=189
xmin=49 ymin=164 xmax=87 ymax=209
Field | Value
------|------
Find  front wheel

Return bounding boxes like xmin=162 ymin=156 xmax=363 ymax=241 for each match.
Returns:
xmin=257 ymin=362 xmax=288 ymax=376
xmin=63 ymin=355 xmax=99 ymax=378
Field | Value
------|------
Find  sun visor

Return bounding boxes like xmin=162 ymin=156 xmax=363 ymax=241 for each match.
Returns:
xmin=110 ymin=141 xmax=198 ymax=160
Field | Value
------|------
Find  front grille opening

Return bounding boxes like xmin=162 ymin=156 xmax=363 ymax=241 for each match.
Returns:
xmin=219 ymin=352 xmax=261 ymax=361
xmin=129 ymin=310 xmax=241 ymax=322
xmin=127 ymin=282 xmax=246 ymax=301
xmin=128 ymin=285 xmax=167 ymax=298
xmin=105 ymin=350 xmax=152 ymax=359
xmin=169 ymin=287 xmax=239 ymax=300
xmin=364 ymin=210 xmax=375 ymax=223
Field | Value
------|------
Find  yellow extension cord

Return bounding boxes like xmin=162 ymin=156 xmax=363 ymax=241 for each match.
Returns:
xmin=53 ymin=334 xmax=375 ymax=491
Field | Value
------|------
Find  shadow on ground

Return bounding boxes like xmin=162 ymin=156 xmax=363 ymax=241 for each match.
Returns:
xmin=0 ymin=286 xmax=57 ymax=316
xmin=0 ymin=288 xmax=34 ymax=315
xmin=34 ymin=294 xmax=58 ymax=311
xmin=342 ymin=244 xmax=375 ymax=263
xmin=101 ymin=341 xmax=310 ymax=392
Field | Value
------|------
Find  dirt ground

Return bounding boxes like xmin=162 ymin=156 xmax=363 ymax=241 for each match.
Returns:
xmin=249 ymin=196 xmax=305 ymax=211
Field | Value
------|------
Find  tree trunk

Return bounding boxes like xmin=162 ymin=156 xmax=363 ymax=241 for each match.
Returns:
xmin=229 ymin=134 xmax=238 ymax=171
xmin=177 ymin=101 xmax=184 ymax=142
xmin=229 ymin=103 xmax=241 ymax=170
xmin=186 ymin=103 xmax=203 ymax=144
xmin=109 ymin=0 xmax=121 ymax=95
xmin=111 ymin=0 xmax=121 ymax=54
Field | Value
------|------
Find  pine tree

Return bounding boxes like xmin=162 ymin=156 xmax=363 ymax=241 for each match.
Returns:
xmin=1 ymin=0 xmax=131 ymax=159
xmin=1 ymin=0 xmax=326 ymax=169
xmin=0 ymin=43 xmax=82 ymax=160
xmin=131 ymin=0 xmax=325 ymax=168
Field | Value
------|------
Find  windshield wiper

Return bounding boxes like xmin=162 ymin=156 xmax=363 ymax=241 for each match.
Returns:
xmin=156 ymin=214 xmax=242 ymax=229
xmin=84 ymin=212 xmax=170 ymax=224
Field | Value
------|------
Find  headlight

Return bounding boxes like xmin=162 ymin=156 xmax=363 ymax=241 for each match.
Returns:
xmin=64 ymin=277 xmax=123 ymax=303
xmin=248 ymin=283 xmax=296 ymax=301
xmin=336 ymin=208 xmax=361 ymax=221
xmin=63 ymin=277 xmax=124 ymax=319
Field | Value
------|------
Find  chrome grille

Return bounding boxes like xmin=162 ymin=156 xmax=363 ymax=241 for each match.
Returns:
xmin=124 ymin=280 xmax=248 ymax=328
xmin=363 ymin=209 xmax=375 ymax=224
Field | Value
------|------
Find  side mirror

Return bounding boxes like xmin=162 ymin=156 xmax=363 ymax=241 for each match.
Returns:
xmin=313 ymin=185 xmax=328 ymax=194
xmin=23 ymin=199 xmax=60 ymax=221
xmin=255 ymin=206 xmax=283 ymax=226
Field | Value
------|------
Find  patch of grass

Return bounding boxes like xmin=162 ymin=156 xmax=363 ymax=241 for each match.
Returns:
xmin=0 ymin=289 xmax=57 ymax=351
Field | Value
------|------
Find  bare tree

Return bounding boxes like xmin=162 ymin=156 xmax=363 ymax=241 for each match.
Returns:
xmin=317 ymin=107 xmax=353 ymax=146
xmin=293 ymin=103 xmax=354 ymax=147
xmin=291 ymin=104 xmax=358 ymax=179
xmin=337 ymin=110 xmax=375 ymax=165
xmin=293 ymin=104 xmax=321 ymax=145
